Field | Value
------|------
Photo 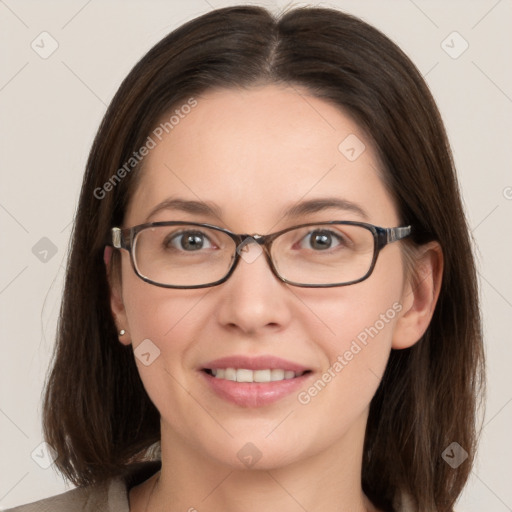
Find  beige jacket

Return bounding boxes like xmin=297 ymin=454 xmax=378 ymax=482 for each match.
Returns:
xmin=6 ymin=461 xmax=416 ymax=511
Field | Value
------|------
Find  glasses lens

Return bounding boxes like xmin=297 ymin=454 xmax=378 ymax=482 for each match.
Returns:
xmin=271 ymin=224 xmax=375 ymax=285
xmin=133 ymin=225 xmax=236 ymax=287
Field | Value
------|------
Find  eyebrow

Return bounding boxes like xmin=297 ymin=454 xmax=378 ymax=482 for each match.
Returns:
xmin=281 ymin=197 xmax=369 ymax=221
xmin=145 ymin=198 xmax=222 ymax=222
xmin=144 ymin=196 xmax=369 ymax=223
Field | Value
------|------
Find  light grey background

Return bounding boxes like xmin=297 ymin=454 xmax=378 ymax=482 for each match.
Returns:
xmin=1 ymin=0 xmax=511 ymax=510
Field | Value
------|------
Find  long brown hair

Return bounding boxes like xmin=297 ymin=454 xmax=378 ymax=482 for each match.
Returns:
xmin=42 ymin=6 xmax=485 ymax=511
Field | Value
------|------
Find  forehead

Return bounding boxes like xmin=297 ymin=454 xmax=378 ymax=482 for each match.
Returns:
xmin=125 ymin=85 xmax=398 ymax=229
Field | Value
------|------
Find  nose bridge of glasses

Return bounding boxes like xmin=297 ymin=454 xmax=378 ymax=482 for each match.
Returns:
xmin=233 ymin=234 xmax=275 ymax=270
xmin=236 ymin=233 xmax=266 ymax=252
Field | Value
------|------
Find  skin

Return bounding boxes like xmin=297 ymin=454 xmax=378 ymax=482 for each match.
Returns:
xmin=109 ymin=85 xmax=443 ymax=512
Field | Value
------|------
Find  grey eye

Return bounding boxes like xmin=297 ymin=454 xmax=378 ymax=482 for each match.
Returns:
xmin=166 ymin=231 xmax=214 ymax=251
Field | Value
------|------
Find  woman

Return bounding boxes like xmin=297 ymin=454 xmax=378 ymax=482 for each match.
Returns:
xmin=7 ymin=5 xmax=484 ymax=512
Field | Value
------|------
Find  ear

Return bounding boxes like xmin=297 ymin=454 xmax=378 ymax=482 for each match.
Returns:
xmin=104 ymin=246 xmax=132 ymax=346
xmin=392 ymin=241 xmax=443 ymax=349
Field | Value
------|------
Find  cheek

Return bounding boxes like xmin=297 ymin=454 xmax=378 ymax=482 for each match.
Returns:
xmin=307 ymin=248 xmax=403 ymax=353
xmin=276 ymin=285 xmax=402 ymax=463
xmin=330 ymin=296 xmax=401 ymax=385
xmin=119 ymin=250 xmax=203 ymax=343
xmin=118 ymin=258 xmax=199 ymax=405
xmin=306 ymin=288 xmax=400 ymax=389
xmin=123 ymin=278 xmax=206 ymax=357
xmin=298 ymin=252 xmax=404 ymax=408
xmin=120 ymin=276 xmax=212 ymax=430
xmin=292 ymin=296 xmax=400 ymax=455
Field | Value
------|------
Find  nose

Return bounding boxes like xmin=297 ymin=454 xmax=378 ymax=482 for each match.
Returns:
xmin=214 ymin=241 xmax=292 ymax=335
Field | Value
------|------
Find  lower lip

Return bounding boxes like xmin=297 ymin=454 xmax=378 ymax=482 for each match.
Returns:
xmin=201 ymin=371 xmax=312 ymax=407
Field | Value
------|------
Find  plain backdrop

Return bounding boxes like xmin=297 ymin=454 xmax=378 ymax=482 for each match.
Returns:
xmin=1 ymin=0 xmax=511 ymax=510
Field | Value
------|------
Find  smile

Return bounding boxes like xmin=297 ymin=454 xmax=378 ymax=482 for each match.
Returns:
xmin=204 ymin=368 xmax=308 ymax=383
xmin=199 ymin=355 xmax=314 ymax=407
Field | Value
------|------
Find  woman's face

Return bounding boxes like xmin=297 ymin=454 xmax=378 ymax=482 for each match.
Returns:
xmin=113 ymin=85 xmax=413 ymax=470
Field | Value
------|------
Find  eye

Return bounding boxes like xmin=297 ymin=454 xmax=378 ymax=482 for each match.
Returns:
xmin=164 ymin=230 xmax=215 ymax=251
xmin=299 ymin=229 xmax=345 ymax=251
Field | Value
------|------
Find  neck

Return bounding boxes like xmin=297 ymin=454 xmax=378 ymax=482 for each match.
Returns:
xmin=143 ymin=411 xmax=379 ymax=512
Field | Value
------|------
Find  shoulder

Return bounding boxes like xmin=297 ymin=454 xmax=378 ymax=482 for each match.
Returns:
xmin=4 ymin=481 xmax=115 ymax=512
xmin=5 ymin=461 xmax=161 ymax=512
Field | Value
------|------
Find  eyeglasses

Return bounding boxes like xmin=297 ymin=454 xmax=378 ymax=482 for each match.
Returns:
xmin=109 ymin=221 xmax=411 ymax=289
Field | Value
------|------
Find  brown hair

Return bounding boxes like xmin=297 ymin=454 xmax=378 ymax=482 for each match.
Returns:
xmin=42 ymin=6 xmax=485 ymax=511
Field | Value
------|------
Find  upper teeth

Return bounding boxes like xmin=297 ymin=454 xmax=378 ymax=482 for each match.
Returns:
xmin=210 ymin=368 xmax=303 ymax=383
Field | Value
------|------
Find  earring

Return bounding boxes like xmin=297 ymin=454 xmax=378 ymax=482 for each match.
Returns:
xmin=119 ymin=329 xmax=126 ymax=336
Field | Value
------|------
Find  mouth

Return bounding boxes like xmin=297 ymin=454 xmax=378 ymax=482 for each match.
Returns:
xmin=199 ymin=355 xmax=314 ymax=407
xmin=202 ymin=368 xmax=311 ymax=383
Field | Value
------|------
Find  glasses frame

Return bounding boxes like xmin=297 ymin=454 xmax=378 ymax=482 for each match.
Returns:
xmin=109 ymin=220 xmax=412 ymax=289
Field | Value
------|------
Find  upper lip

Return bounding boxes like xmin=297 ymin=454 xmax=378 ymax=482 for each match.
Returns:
xmin=202 ymin=355 xmax=310 ymax=373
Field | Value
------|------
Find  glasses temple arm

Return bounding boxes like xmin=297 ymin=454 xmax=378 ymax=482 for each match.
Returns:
xmin=386 ymin=225 xmax=412 ymax=243
xmin=111 ymin=227 xmax=122 ymax=249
